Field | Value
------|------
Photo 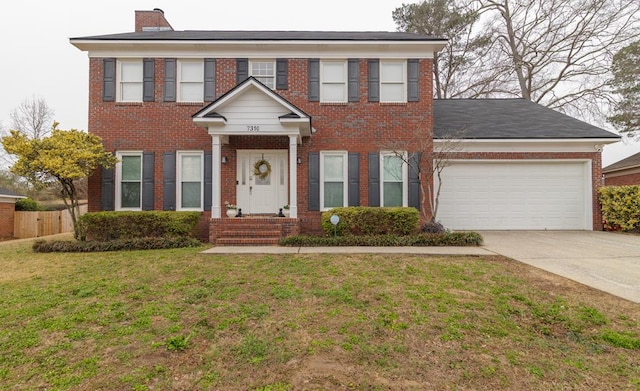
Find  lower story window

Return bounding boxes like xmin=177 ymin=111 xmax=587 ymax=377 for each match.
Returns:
xmin=321 ymin=151 xmax=348 ymax=209
xmin=177 ymin=151 xmax=203 ymax=210
xmin=117 ymin=152 xmax=142 ymax=210
xmin=381 ymin=153 xmax=407 ymax=207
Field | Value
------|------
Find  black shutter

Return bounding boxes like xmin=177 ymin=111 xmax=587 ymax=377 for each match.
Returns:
xmin=368 ymin=59 xmax=380 ymax=102
xmin=407 ymin=59 xmax=419 ymax=102
xmin=236 ymin=58 xmax=248 ymax=84
xmin=348 ymin=153 xmax=360 ymax=206
xmin=101 ymin=166 xmax=115 ymax=210
xmin=408 ymin=152 xmax=421 ymax=209
xmin=204 ymin=58 xmax=216 ymax=101
xmin=142 ymin=152 xmax=155 ymax=210
xmin=368 ymin=153 xmax=380 ymax=207
xmin=308 ymin=152 xmax=320 ymax=211
xmin=164 ymin=58 xmax=176 ymax=102
xmin=102 ymin=58 xmax=116 ymax=102
xmin=163 ymin=152 xmax=176 ymax=211
xmin=143 ymin=58 xmax=155 ymax=102
xmin=348 ymin=59 xmax=360 ymax=102
xmin=308 ymin=59 xmax=320 ymax=102
xmin=276 ymin=59 xmax=288 ymax=90
xmin=204 ymin=151 xmax=212 ymax=211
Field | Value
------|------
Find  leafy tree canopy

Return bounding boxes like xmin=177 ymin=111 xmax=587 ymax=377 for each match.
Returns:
xmin=609 ymin=41 xmax=640 ymax=136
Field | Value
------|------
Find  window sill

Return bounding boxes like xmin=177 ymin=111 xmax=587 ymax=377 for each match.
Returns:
xmin=379 ymin=102 xmax=408 ymax=106
xmin=115 ymin=102 xmax=143 ymax=106
xmin=320 ymin=102 xmax=349 ymax=106
xmin=176 ymin=102 xmax=204 ymax=106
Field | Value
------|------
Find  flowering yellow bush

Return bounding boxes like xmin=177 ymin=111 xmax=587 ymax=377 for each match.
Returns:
xmin=599 ymin=185 xmax=640 ymax=231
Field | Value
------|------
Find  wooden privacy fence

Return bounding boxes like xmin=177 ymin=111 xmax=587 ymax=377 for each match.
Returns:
xmin=13 ymin=205 xmax=88 ymax=239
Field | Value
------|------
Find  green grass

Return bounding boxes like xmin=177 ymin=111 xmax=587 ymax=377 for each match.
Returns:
xmin=0 ymin=240 xmax=639 ymax=390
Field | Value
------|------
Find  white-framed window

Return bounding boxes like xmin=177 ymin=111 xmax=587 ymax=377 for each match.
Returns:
xmin=118 ymin=60 xmax=143 ymax=102
xmin=177 ymin=151 xmax=204 ymax=211
xmin=116 ymin=151 xmax=143 ymax=210
xmin=320 ymin=151 xmax=348 ymax=210
xmin=381 ymin=152 xmax=408 ymax=207
xmin=178 ymin=60 xmax=204 ymax=102
xmin=321 ymin=61 xmax=347 ymax=102
xmin=380 ymin=61 xmax=406 ymax=103
xmin=250 ymin=60 xmax=275 ymax=89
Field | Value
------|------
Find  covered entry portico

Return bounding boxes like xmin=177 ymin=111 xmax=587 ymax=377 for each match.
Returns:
xmin=193 ymin=77 xmax=312 ymax=219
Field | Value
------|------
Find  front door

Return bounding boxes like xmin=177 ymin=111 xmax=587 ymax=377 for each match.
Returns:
xmin=236 ymin=150 xmax=288 ymax=214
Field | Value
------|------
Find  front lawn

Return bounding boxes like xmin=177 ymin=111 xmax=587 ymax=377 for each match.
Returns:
xmin=0 ymin=240 xmax=638 ymax=390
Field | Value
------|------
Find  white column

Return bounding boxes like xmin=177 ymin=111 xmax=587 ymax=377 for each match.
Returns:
xmin=289 ymin=135 xmax=298 ymax=218
xmin=211 ymin=135 xmax=222 ymax=218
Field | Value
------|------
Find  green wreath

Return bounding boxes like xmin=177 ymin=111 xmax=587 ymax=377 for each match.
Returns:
xmin=253 ymin=159 xmax=272 ymax=180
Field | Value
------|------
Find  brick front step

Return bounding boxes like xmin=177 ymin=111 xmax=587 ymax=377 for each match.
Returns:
xmin=220 ymin=230 xmax=282 ymax=238
xmin=213 ymin=217 xmax=295 ymax=246
xmin=215 ymin=237 xmax=281 ymax=246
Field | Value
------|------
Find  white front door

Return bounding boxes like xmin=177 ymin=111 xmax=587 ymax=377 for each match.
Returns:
xmin=236 ymin=150 xmax=288 ymax=214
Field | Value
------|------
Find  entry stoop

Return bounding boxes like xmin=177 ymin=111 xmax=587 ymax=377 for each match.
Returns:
xmin=211 ymin=217 xmax=299 ymax=246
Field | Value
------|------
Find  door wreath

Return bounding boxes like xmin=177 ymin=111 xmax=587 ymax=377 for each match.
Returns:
xmin=253 ymin=159 xmax=271 ymax=180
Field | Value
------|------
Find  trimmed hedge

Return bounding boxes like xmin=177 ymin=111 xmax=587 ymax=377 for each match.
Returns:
xmin=15 ymin=198 xmax=40 ymax=211
xmin=599 ymin=185 xmax=640 ymax=231
xmin=33 ymin=236 xmax=202 ymax=253
xmin=321 ymin=207 xmax=420 ymax=236
xmin=279 ymin=232 xmax=483 ymax=247
xmin=78 ymin=211 xmax=201 ymax=241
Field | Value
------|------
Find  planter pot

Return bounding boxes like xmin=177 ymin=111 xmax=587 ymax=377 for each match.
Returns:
xmin=283 ymin=209 xmax=290 ymax=217
xmin=226 ymin=209 xmax=237 ymax=218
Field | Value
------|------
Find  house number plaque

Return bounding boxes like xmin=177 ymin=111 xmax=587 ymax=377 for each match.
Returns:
xmin=246 ymin=125 xmax=260 ymax=131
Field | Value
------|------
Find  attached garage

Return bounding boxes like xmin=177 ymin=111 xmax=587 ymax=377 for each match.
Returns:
xmin=436 ymin=160 xmax=591 ymax=230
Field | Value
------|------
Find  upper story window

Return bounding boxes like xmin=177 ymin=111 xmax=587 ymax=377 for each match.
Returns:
xmin=381 ymin=152 xmax=408 ymax=207
xmin=380 ymin=61 xmax=406 ymax=103
xmin=118 ymin=60 xmax=143 ymax=102
xmin=178 ymin=60 xmax=204 ymax=102
xmin=250 ymin=61 xmax=275 ymax=89
xmin=320 ymin=151 xmax=348 ymax=209
xmin=321 ymin=61 xmax=347 ymax=102
xmin=116 ymin=151 xmax=143 ymax=210
xmin=177 ymin=151 xmax=203 ymax=211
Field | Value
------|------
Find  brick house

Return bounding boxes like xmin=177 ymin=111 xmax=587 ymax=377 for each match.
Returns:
xmin=603 ymin=152 xmax=640 ymax=186
xmin=0 ymin=187 xmax=26 ymax=240
xmin=70 ymin=9 xmax=619 ymax=243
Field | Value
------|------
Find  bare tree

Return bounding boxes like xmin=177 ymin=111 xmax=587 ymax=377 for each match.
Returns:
xmin=379 ymin=128 xmax=463 ymax=226
xmin=10 ymin=96 xmax=55 ymax=139
xmin=475 ymin=0 xmax=640 ymax=122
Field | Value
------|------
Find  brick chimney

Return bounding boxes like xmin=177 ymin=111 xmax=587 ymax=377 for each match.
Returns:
xmin=135 ymin=8 xmax=173 ymax=32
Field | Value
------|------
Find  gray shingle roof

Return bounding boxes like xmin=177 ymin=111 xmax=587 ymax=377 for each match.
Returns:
xmin=602 ymin=151 xmax=640 ymax=173
xmin=433 ymin=99 xmax=619 ymax=140
xmin=71 ymin=30 xmax=445 ymax=42
xmin=0 ymin=186 xmax=25 ymax=197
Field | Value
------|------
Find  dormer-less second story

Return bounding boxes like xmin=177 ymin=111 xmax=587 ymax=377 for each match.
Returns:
xmin=70 ymin=9 xmax=447 ymax=118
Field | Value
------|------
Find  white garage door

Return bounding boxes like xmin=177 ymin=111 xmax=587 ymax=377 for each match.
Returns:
xmin=436 ymin=161 xmax=591 ymax=230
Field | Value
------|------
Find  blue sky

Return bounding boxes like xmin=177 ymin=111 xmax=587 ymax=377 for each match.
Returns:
xmin=1 ymin=0 xmax=636 ymax=165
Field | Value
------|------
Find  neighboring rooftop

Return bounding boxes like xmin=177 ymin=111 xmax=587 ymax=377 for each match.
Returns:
xmin=433 ymin=99 xmax=620 ymax=140
xmin=603 ymin=151 xmax=640 ymax=173
xmin=71 ymin=30 xmax=446 ymax=42
xmin=0 ymin=186 xmax=25 ymax=198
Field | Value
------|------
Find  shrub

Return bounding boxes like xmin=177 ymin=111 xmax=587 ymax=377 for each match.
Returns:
xmin=78 ymin=211 xmax=201 ymax=241
xmin=33 ymin=236 xmax=202 ymax=253
xmin=15 ymin=198 xmax=40 ymax=211
xmin=421 ymin=220 xmax=447 ymax=234
xmin=279 ymin=231 xmax=483 ymax=247
xmin=320 ymin=207 xmax=419 ymax=236
xmin=599 ymin=186 xmax=640 ymax=231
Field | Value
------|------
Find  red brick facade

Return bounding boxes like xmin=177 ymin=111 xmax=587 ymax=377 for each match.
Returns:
xmin=604 ymin=171 xmax=640 ymax=186
xmin=0 ymin=202 xmax=16 ymax=239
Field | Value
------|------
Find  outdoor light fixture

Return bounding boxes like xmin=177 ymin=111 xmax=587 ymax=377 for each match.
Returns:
xmin=297 ymin=156 xmax=302 ymax=164
xmin=221 ymin=156 xmax=228 ymax=164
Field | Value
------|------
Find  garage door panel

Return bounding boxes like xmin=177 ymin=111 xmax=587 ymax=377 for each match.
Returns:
xmin=437 ymin=162 xmax=589 ymax=230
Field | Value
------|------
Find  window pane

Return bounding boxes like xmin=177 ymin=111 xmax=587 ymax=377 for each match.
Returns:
xmin=381 ymin=84 xmax=404 ymax=102
xmin=324 ymin=182 xmax=344 ymax=208
xmin=251 ymin=62 xmax=274 ymax=76
xmin=323 ymin=155 xmax=344 ymax=181
xmin=121 ymin=62 xmax=142 ymax=82
xmin=122 ymin=156 xmax=141 ymax=181
xmin=322 ymin=84 xmax=345 ymax=102
xmin=121 ymin=182 xmax=141 ymax=208
xmin=323 ymin=63 xmax=345 ymax=82
xmin=181 ymin=155 xmax=201 ymax=181
xmin=181 ymin=62 xmax=203 ymax=82
xmin=180 ymin=83 xmax=203 ymax=101
xmin=383 ymin=156 xmax=403 ymax=181
xmin=383 ymin=182 xmax=403 ymax=207
xmin=121 ymin=83 xmax=143 ymax=101
xmin=381 ymin=62 xmax=403 ymax=82
xmin=256 ymin=76 xmax=275 ymax=88
xmin=181 ymin=182 xmax=201 ymax=208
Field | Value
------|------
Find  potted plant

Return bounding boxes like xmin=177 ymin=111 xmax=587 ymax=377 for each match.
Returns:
xmin=225 ymin=201 xmax=237 ymax=217
xmin=282 ymin=204 xmax=290 ymax=217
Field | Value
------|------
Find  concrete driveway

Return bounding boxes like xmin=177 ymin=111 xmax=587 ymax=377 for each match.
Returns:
xmin=480 ymin=231 xmax=640 ymax=303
